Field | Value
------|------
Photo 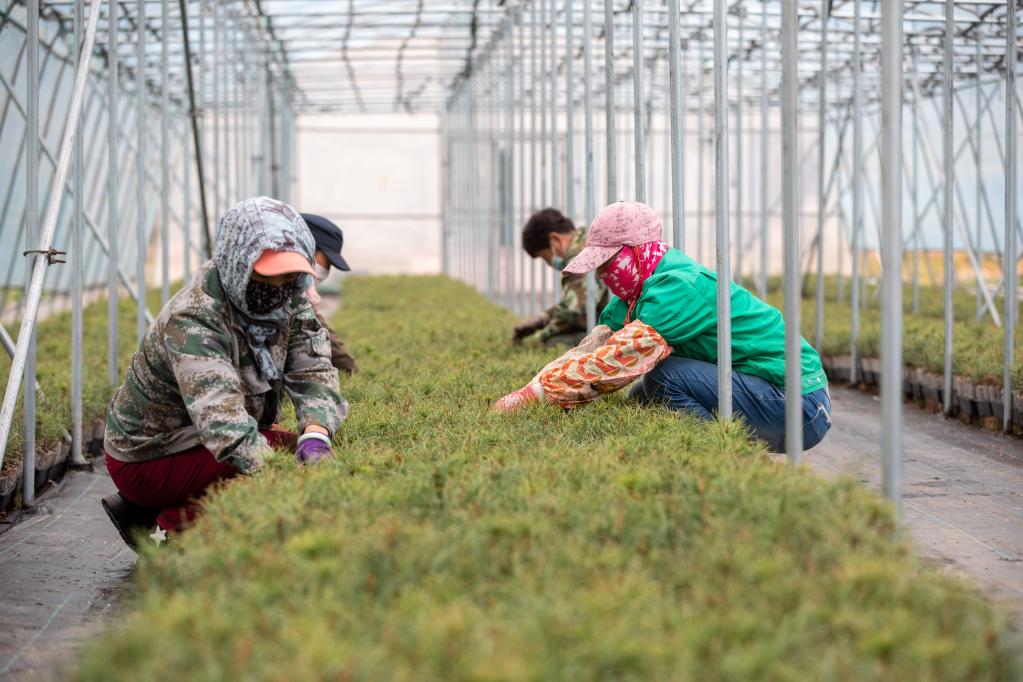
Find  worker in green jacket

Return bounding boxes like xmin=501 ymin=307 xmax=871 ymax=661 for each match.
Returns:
xmin=495 ymin=201 xmax=832 ymax=453
xmin=512 ymin=208 xmax=609 ymax=348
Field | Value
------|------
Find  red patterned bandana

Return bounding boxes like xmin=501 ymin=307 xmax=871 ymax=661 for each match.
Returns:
xmin=600 ymin=241 xmax=668 ymax=303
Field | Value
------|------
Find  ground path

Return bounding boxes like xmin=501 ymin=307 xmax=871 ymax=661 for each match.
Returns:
xmin=808 ymin=386 xmax=1023 ymax=623
xmin=0 ymin=349 xmax=1020 ymax=676
xmin=0 ymin=466 xmax=133 ymax=680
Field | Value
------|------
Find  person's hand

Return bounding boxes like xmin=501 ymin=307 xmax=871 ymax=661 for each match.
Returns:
xmin=494 ymin=381 xmax=543 ymax=413
xmin=296 ymin=432 xmax=334 ymax=464
xmin=512 ymin=315 xmax=550 ymax=344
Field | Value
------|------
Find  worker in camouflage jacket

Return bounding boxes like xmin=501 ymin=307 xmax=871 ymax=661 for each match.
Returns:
xmin=301 ymin=212 xmax=358 ymax=375
xmin=512 ymin=208 xmax=610 ymax=348
xmin=102 ymin=197 xmax=348 ymax=547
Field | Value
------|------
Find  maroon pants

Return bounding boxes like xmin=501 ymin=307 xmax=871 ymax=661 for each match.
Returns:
xmin=105 ymin=429 xmax=296 ymax=532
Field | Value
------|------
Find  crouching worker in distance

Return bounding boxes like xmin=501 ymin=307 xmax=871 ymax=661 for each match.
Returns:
xmin=495 ymin=201 xmax=832 ymax=454
xmin=302 ymin=212 xmax=359 ymax=375
xmin=511 ymin=208 xmax=610 ymax=348
xmin=101 ymin=197 xmax=348 ymax=548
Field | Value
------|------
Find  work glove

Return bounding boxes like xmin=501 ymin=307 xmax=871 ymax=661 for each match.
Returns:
xmin=512 ymin=314 xmax=550 ymax=344
xmin=494 ymin=381 xmax=544 ymax=413
xmin=295 ymin=432 xmax=334 ymax=464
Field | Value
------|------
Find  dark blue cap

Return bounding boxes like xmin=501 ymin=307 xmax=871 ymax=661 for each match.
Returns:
xmin=300 ymin=213 xmax=350 ymax=272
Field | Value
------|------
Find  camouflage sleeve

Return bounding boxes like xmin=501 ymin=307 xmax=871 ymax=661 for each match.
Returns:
xmin=284 ymin=303 xmax=349 ymax=435
xmin=164 ymin=311 xmax=269 ymax=474
xmin=537 ymin=273 xmax=588 ymax=342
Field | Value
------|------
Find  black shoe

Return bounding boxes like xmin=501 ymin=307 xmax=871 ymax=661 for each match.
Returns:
xmin=101 ymin=493 xmax=160 ymax=550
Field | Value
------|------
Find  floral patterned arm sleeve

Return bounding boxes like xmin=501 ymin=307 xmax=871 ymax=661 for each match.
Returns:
xmin=535 ymin=320 xmax=672 ymax=408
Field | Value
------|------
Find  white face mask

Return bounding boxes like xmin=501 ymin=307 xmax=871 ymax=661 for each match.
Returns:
xmin=313 ymin=263 xmax=330 ymax=283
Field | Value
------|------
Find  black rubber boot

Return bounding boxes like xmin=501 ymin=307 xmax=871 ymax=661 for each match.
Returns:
xmin=101 ymin=493 xmax=160 ymax=550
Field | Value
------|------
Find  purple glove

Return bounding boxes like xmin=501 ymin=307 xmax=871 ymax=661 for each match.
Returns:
xmin=295 ymin=432 xmax=334 ymax=464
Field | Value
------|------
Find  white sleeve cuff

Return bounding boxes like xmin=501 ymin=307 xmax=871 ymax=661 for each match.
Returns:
xmin=297 ymin=431 xmax=332 ymax=446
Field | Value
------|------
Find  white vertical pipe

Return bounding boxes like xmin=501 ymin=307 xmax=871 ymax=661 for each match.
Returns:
xmin=107 ymin=0 xmax=119 ymax=387
xmin=942 ymin=0 xmax=955 ymax=415
xmin=781 ymin=0 xmax=801 ymax=461
xmin=1004 ymin=0 xmax=1018 ymax=431
xmin=136 ymin=0 xmax=147 ymax=343
xmin=668 ymin=0 xmax=683 ymax=248
xmin=714 ymin=0 xmax=732 ymax=418
xmin=22 ymin=0 xmax=39 ymax=504
xmin=604 ymin=0 xmax=617 ymax=202
xmin=632 ymin=0 xmax=645 ymax=201
xmin=584 ymin=0 xmax=597 ymax=329
xmin=880 ymin=0 xmax=904 ymax=517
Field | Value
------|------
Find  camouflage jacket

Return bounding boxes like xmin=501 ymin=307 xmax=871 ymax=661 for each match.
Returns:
xmin=537 ymin=228 xmax=610 ymax=342
xmin=104 ymin=262 xmax=347 ymax=473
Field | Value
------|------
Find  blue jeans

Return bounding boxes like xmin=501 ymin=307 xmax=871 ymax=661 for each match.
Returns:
xmin=630 ymin=357 xmax=832 ymax=453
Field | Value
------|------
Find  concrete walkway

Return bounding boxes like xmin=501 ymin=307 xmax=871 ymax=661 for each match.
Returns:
xmin=809 ymin=386 xmax=1023 ymax=621
xmin=0 ymin=466 xmax=134 ymax=680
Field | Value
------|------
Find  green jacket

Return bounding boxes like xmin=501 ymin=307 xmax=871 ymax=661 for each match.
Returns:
xmin=104 ymin=262 xmax=347 ymax=472
xmin=538 ymin=228 xmax=610 ymax=342
xmin=598 ymin=248 xmax=827 ymax=395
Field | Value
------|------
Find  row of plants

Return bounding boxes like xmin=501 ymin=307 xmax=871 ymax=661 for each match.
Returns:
xmin=760 ymin=276 xmax=1022 ymax=388
xmin=0 ymin=289 xmax=169 ymax=493
xmin=73 ymin=275 xmax=1016 ymax=680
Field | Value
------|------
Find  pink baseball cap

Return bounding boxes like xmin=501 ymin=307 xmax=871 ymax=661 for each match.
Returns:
xmin=252 ymin=250 xmax=315 ymax=277
xmin=563 ymin=201 xmax=665 ymax=274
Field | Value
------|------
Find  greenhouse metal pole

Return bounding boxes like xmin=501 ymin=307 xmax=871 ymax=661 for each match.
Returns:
xmin=912 ymin=50 xmax=921 ymax=315
xmin=565 ymin=0 xmax=574 ymax=222
xmin=1004 ymin=0 xmax=1017 ymax=432
xmin=973 ymin=40 xmax=982 ymax=321
xmin=22 ymin=0 xmax=39 ymax=504
xmin=759 ymin=3 xmax=769 ymax=299
xmin=850 ymin=0 xmax=862 ymax=386
xmin=815 ymin=0 xmax=827 ymax=351
xmin=548 ymin=3 xmax=559 ymax=307
xmin=70 ymin=0 xmax=85 ymax=465
xmin=736 ymin=14 xmax=743 ymax=284
xmin=518 ymin=16 xmax=526 ymax=317
xmin=540 ymin=0 xmax=548 ymax=211
xmin=583 ymin=0 xmax=597 ymax=329
xmin=107 ymin=0 xmax=119 ymax=386
xmin=0 ymin=0 xmax=103 ymax=470
xmin=942 ymin=0 xmax=954 ymax=416
xmin=536 ymin=1 xmax=547 ymax=303
xmin=506 ymin=21 xmax=515 ymax=309
xmin=183 ymin=124 xmax=192 ymax=281
xmin=161 ymin=0 xmax=170 ymax=305
xmin=136 ymin=0 xmax=147 ymax=343
xmin=197 ymin=0 xmax=206 ymax=254
xmin=632 ymin=0 xmax=645 ymax=202
xmin=213 ymin=3 xmax=221 ymax=212
xmin=880 ymin=0 xmax=904 ymax=518
xmin=667 ymin=0 xmax=683 ymax=247
xmin=604 ymin=0 xmax=617 ymax=202
xmin=781 ymin=0 xmax=801 ymax=462
xmin=550 ymin=0 xmax=559 ymax=212
xmin=714 ymin=0 xmax=732 ymax=418
xmin=698 ymin=45 xmax=705 ymax=263
xmin=529 ymin=0 xmax=537 ymax=315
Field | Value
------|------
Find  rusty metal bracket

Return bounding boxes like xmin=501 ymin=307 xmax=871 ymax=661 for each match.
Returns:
xmin=22 ymin=247 xmax=67 ymax=265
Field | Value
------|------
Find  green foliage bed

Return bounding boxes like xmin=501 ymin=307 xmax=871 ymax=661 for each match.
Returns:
xmin=0 ymin=289 xmax=170 ymax=478
xmin=74 ymin=276 xmax=1014 ymax=681
xmin=766 ymin=276 xmax=1023 ymax=387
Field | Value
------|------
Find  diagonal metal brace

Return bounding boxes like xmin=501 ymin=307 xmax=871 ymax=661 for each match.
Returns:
xmin=22 ymin=247 xmax=66 ymax=265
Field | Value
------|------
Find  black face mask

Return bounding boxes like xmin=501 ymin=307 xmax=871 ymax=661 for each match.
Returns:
xmin=245 ymin=279 xmax=293 ymax=315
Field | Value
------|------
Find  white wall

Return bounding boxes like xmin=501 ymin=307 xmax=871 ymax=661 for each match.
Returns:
xmin=294 ymin=113 xmax=442 ymax=275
